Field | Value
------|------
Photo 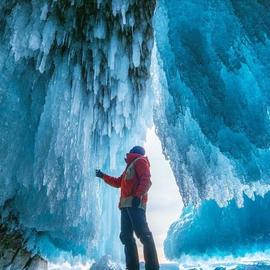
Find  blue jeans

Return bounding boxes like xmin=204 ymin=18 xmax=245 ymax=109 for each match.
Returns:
xmin=120 ymin=208 xmax=159 ymax=270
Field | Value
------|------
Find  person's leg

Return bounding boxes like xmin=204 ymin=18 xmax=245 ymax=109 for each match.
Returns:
xmin=127 ymin=208 xmax=159 ymax=270
xmin=120 ymin=208 xmax=140 ymax=270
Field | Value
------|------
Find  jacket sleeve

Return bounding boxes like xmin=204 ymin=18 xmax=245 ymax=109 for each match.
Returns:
xmin=134 ymin=158 xmax=152 ymax=197
xmin=103 ymin=173 xmax=122 ymax=188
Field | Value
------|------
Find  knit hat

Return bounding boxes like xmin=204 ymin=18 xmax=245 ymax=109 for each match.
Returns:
xmin=129 ymin=145 xmax=145 ymax=156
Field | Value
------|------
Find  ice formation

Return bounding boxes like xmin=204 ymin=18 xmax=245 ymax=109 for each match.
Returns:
xmin=0 ymin=0 xmax=155 ymax=260
xmin=164 ymin=193 xmax=270 ymax=259
xmin=153 ymin=0 xmax=270 ymax=260
xmin=2 ymin=0 xmax=270 ymax=265
xmin=154 ymin=0 xmax=270 ymax=207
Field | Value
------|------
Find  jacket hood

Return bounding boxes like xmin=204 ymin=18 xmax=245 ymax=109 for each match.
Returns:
xmin=125 ymin=152 xmax=150 ymax=166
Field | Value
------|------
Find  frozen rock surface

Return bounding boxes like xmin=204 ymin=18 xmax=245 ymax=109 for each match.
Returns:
xmin=0 ymin=223 xmax=48 ymax=270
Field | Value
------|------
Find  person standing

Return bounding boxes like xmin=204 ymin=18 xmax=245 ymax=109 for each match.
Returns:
xmin=96 ymin=146 xmax=159 ymax=270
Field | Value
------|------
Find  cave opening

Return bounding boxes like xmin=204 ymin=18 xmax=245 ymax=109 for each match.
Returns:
xmin=142 ymin=127 xmax=183 ymax=264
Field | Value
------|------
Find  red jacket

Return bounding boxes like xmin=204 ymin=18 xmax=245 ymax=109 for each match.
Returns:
xmin=103 ymin=153 xmax=152 ymax=208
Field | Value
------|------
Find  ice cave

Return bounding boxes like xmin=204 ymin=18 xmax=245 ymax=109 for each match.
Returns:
xmin=1 ymin=0 xmax=270 ymax=269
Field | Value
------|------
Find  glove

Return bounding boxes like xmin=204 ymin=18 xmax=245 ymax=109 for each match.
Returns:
xmin=95 ymin=169 xmax=104 ymax=179
xmin=132 ymin=196 xmax=141 ymax=208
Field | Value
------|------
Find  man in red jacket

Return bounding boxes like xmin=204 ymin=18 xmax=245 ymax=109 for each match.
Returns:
xmin=96 ymin=146 xmax=159 ymax=270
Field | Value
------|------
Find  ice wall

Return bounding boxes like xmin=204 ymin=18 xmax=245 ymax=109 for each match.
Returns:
xmin=154 ymin=0 xmax=270 ymax=207
xmin=153 ymin=0 xmax=270 ymax=261
xmin=0 ymin=0 xmax=155 ymax=260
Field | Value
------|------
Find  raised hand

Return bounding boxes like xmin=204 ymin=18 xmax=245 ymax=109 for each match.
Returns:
xmin=95 ymin=169 xmax=104 ymax=179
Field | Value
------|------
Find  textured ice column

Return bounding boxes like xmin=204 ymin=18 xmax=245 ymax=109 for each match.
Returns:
xmin=154 ymin=0 xmax=270 ymax=207
xmin=0 ymin=0 xmax=155 ymax=260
